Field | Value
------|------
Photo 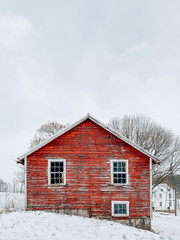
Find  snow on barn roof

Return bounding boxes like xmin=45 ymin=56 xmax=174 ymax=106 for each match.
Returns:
xmin=17 ymin=113 xmax=160 ymax=163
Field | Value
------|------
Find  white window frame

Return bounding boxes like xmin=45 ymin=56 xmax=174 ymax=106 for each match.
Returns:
xmin=110 ymin=159 xmax=129 ymax=185
xmin=48 ymin=159 xmax=66 ymax=185
xmin=111 ymin=201 xmax=129 ymax=217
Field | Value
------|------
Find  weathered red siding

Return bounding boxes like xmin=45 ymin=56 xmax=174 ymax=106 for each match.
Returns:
xmin=27 ymin=119 xmax=150 ymax=220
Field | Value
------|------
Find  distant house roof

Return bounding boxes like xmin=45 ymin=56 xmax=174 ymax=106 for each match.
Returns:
xmin=154 ymin=182 xmax=175 ymax=190
xmin=17 ymin=114 xmax=160 ymax=164
xmin=166 ymin=175 xmax=180 ymax=190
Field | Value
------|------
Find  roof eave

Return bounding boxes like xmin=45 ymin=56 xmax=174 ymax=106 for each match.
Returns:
xmin=17 ymin=114 xmax=91 ymax=161
xmin=88 ymin=115 xmax=160 ymax=164
xmin=17 ymin=113 xmax=160 ymax=164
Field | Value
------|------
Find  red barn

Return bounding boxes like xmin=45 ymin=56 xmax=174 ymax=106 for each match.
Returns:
xmin=17 ymin=114 xmax=159 ymax=230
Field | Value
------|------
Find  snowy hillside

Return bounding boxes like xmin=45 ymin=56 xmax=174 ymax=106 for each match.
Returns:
xmin=152 ymin=212 xmax=180 ymax=240
xmin=0 ymin=211 xmax=167 ymax=240
xmin=0 ymin=192 xmax=180 ymax=240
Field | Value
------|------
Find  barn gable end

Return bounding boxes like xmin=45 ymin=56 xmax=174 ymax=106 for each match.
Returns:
xmin=17 ymin=114 xmax=158 ymax=230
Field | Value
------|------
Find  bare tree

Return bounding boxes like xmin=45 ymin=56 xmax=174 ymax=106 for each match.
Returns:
xmin=108 ymin=114 xmax=180 ymax=187
xmin=0 ymin=179 xmax=11 ymax=192
xmin=14 ymin=165 xmax=25 ymax=193
xmin=13 ymin=121 xmax=67 ymax=194
xmin=29 ymin=120 xmax=67 ymax=149
xmin=12 ymin=177 xmax=18 ymax=193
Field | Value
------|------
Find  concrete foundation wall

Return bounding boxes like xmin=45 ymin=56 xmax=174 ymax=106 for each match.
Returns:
xmin=27 ymin=206 xmax=151 ymax=230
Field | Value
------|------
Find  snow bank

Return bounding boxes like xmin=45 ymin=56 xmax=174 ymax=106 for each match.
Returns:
xmin=0 ymin=211 xmax=166 ymax=240
xmin=152 ymin=212 xmax=180 ymax=240
xmin=0 ymin=193 xmax=179 ymax=240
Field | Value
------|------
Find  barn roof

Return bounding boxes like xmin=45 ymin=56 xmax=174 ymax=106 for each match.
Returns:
xmin=17 ymin=113 xmax=160 ymax=163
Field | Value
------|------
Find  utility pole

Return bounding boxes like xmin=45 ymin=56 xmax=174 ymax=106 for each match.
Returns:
xmin=175 ymin=188 xmax=177 ymax=216
xmin=168 ymin=186 xmax=171 ymax=215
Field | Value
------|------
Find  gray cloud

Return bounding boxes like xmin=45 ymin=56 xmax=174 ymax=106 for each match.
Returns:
xmin=1 ymin=0 xmax=180 ymax=182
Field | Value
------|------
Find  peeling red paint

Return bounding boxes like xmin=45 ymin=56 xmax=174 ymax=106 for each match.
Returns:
xmin=27 ymin=119 xmax=150 ymax=220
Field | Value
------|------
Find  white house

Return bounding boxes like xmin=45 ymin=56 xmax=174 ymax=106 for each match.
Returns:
xmin=152 ymin=183 xmax=175 ymax=211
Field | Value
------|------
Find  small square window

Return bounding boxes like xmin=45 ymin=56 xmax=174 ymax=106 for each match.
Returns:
xmin=112 ymin=201 xmax=129 ymax=217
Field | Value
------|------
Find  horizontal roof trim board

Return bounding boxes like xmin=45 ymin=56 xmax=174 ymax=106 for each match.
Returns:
xmin=17 ymin=113 xmax=159 ymax=163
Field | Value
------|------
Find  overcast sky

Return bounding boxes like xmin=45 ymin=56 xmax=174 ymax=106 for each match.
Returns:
xmin=1 ymin=0 xmax=180 ymax=182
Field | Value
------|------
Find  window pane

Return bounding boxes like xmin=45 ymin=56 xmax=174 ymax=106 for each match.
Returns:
xmin=51 ymin=162 xmax=64 ymax=173
xmin=122 ymin=174 xmax=126 ymax=183
xmin=117 ymin=162 xmax=122 ymax=172
xmin=113 ymin=162 xmax=117 ymax=172
xmin=122 ymin=178 xmax=126 ymax=184
xmin=114 ymin=179 xmax=117 ymax=183
xmin=122 ymin=162 xmax=126 ymax=172
xmin=117 ymin=176 xmax=121 ymax=183
xmin=113 ymin=162 xmax=117 ymax=167
xmin=114 ymin=204 xmax=127 ymax=215
xmin=50 ymin=161 xmax=64 ymax=184
xmin=55 ymin=178 xmax=60 ymax=184
xmin=113 ymin=174 xmax=117 ymax=183
xmin=60 ymin=173 xmax=63 ymax=183
xmin=122 ymin=204 xmax=127 ymax=214
xmin=113 ymin=161 xmax=126 ymax=173
xmin=117 ymin=174 xmax=126 ymax=184
xmin=55 ymin=166 xmax=60 ymax=172
xmin=55 ymin=173 xmax=59 ymax=178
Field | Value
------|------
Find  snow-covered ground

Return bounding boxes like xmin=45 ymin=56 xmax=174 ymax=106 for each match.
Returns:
xmin=0 ymin=192 xmax=180 ymax=240
xmin=152 ymin=212 xmax=180 ymax=240
xmin=0 ymin=211 xmax=167 ymax=240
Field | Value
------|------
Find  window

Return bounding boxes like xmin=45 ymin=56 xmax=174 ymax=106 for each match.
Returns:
xmin=161 ymin=189 xmax=163 ymax=192
xmin=169 ymin=202 xmax=172 ymax=207
xmin=111 ymin=160 xmax=128 ymax=185
xmin=48 ymin=159 xmax=66 ymax=185
xmin=159 ymin=194 xmax=162 ymax=198
xmin=169 ymin=194 xmax=172 ymax=199
xmin=111 ymin=201 xmax=129 ymax=217
xmin=159 ymin=202 xmax=162 ymax=207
